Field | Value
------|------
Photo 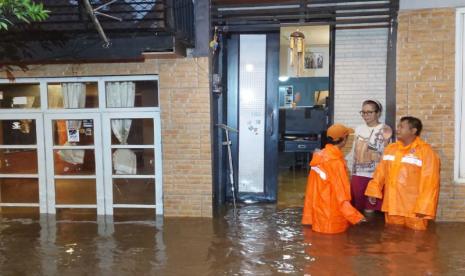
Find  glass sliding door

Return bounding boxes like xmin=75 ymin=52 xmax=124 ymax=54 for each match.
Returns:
xmin=0 ymin=114 xmax=46 ymax=216
xmin=103 ymin=113 xmax=163 ymax=219
xmin=44 ymin=113 xmax=104 ymax=218
xmin=0 ymin=76 xmax=162 ymax=219
xmin=238 ymin=34 xmax=267 ymax=194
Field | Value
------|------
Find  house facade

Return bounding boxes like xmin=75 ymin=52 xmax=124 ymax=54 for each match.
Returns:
xmin=2 ymin=0 xmax=465 ymax=221
xmin=210 ymin=0 xmax=465 ymax=221
xmin=0 ymin=0 xmax=212 ymax=219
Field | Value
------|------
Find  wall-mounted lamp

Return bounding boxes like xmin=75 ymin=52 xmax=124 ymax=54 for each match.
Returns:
xmin=279 ymin=76 xmax=290 ymax=82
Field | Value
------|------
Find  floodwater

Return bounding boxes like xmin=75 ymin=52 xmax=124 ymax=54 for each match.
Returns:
xmin=278 ymin=169 xmax=307 ymax=208
xmin=1 ymin=206 xmax=465 ymax=275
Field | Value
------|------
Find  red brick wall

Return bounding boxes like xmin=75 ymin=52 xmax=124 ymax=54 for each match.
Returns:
xmin=158 ymin=59 xmax=212 ymax=217
xmin=2 ymin=57 xmax=212 ymax=217
xmin=397 ymin=9 xmax=460 ymax=221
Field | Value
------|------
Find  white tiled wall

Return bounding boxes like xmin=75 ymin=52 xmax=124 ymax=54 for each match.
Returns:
xmin=334 ymin=28 xmax=388 ymax=128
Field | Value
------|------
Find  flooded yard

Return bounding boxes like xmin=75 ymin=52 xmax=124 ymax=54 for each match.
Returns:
xmin=0 ymin=205 xmax=464 ymax=275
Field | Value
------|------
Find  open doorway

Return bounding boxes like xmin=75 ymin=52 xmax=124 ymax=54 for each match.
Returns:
xmin=277 ymin=25 xmax=331 ymax=208
xmin=214 ymin=26 xmax=332 ymax=208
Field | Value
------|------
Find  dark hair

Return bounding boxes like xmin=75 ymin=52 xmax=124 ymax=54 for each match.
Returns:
xmin=362 ymin=100 xmax=382 ymax=113
xmin=326 ymin=136 xmax=344 ymax=145
xmin=400 ymin=116 xmax=423 ymax=136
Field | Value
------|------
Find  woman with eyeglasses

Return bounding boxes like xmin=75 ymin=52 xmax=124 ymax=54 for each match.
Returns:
xmin=348 ymin=100 xmax=392 ymax=214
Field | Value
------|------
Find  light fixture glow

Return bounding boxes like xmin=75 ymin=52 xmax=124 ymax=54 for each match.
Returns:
xmin=241 ymin=89 xmax=254 ymax=104
xmin=279 ymin=76 xmax=290 ymax=82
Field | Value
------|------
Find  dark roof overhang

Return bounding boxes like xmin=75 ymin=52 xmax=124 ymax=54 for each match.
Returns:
xmin=0 ymin=0 xmax=195 ymax=64
xmin=212 ymin=0 xmax=400 ymax=31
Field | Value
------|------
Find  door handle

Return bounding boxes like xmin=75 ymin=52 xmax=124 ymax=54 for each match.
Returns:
xmin=270 ymin=111 xmax=274 ymax=136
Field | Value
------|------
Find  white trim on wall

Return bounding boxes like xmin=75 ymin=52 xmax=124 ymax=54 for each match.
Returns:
xmin=455 ymin=8 xmax=465 ymax=183
xmin=401 ymin=0 xmax=465 ymax=10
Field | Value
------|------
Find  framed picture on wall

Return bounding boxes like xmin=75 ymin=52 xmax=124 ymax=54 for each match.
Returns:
xmin=304 ymin=51 xmax=324 ymax=69
xmin=314 ymin=90 xmax=329 ymax=106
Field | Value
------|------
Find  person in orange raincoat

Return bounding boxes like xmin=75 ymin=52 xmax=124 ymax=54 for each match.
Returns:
xmin=365 ymin=116 xmax=440 ymax=230
xmin=302 ymin=124 xmax=365 ymax=234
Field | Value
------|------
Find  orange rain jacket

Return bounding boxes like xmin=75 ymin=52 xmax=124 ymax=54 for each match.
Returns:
xmin=365 ymin=137 xmax=440 ymax=219
xmin=302 ymin=144 xmax=364 ymax=234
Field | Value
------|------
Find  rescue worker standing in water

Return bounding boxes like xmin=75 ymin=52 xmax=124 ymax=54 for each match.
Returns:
xmin=365 ymin=116 xmax=440 ymax=230
xmin=302 ymin=124 xmax=365 ymax=234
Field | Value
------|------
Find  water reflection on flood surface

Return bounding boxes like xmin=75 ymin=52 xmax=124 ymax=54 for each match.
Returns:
xmin=0 ymin=205 xmax=465 ymax=275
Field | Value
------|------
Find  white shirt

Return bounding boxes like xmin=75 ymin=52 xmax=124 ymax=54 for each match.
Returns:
xmin=350 ymin=123 xmax=392 ymax=178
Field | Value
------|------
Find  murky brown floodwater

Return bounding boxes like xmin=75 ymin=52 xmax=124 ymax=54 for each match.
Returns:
xmin=1 ymin=205 xmax=465 ymax=275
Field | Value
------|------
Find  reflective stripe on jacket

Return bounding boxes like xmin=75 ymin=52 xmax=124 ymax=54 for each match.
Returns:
xmin=302 ymin=144 xmax=364 ymax=233
xmin=365 ymin=137 xmax=440 ymax=219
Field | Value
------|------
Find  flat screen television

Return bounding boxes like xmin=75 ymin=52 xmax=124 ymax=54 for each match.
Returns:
xmin=279 ymin=107 xmax=327 ymax=135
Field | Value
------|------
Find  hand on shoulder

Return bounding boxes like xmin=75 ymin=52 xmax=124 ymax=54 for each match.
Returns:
xmin=382 ymin=124 xmax=393 ymax=140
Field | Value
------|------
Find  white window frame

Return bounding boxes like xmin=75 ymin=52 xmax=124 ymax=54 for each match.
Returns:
xmin=0 ymin=75 xmax=163 ymax=216
xmin=0 ymin=113 xmax=46 ymax=212
xmin=455 ymin=8 xmax=465 ymax=183
xmin=44 ymin=112 xmax=104 ymax=214
xmin=102 ymin=112 xmax=163 ymax=215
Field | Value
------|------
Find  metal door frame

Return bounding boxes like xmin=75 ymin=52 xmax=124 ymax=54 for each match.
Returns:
xmin=0 ymin=75 xmax=163 ymax=216
xmin=102 ymin=111 xmax=163 ymax=215
xmin=0 ymin=113 xmax=46 ymax=212
xmin=44 ymin=112 xmax=104 ymax=214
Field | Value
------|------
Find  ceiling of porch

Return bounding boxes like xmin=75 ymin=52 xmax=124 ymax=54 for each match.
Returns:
xmin=212 ymin=0 xmax=400 ymax=31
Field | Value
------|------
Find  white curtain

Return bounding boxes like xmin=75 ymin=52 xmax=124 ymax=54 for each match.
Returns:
xmin=63 ymin=83 xmax=86 ymax=108
xmin=106 ymin=81 xmax=137 ymax=174
xmin=58 ymin=83 xmax=86 ymax=164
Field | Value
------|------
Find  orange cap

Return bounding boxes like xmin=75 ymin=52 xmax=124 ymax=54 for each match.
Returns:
xmin=327 ymin=124 xmax=354 ymax=140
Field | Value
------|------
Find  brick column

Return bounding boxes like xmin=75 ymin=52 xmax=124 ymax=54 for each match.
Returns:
xmin=397 ymin=9 xmax=457 ymax=220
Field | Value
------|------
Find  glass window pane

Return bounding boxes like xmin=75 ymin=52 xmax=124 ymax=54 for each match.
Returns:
xmin=54 ymin=149 xmax=95 ymax=175
xmin=0 ymin=178 xmax=38 ymax=203
xmin=105 ymin=80 xmax=158 ymax=108
xmin=47 ymin=82 xmax=98 ymax=109
xmin=56 ymin=208 xmax=97 ymax=221
xmin=0 ymin=120 xmax=37 ymax=145
xmin=0 ymin=149 xmax=37 ymax=174
xmin=52 ymin=119 xmax=94 ymax=146
xmin=0 ymin=207 xmax=39 ymax=219
xmin=0 ymin=83 xmax=40 ymax=109
xmin=111 ymin=118 xmax=154 ymax=145
xmin=114 ymin=208 xmax=155 ymax=222
xmin=112 ymin=148 xmax=154 ymax=175
xmin=113 ymin=178 xmax=155 ymax=204
xmin=55 ymin=179 xmax=96 ymax=204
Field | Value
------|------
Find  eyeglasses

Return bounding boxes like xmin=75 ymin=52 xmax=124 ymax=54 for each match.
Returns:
xmin=359 ymin=111 xmax=376 ymax=116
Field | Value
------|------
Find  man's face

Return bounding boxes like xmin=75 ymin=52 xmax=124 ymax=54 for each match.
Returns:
xmin=396 ymin=120 xmax=416 ymax=142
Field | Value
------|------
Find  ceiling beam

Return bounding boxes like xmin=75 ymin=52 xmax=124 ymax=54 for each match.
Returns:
xmin=212 ymin=0 xmax=397 ymax=29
